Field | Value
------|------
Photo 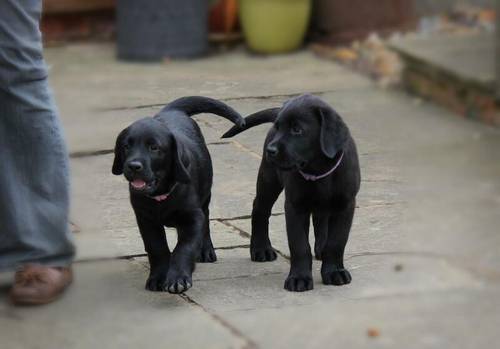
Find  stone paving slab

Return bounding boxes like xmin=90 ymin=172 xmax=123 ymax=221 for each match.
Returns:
xmin=187 ymin=87 xmax=494 ymax=156
xmin=133 ymin=248 xmax=287 ymax=284
xmin=46 ymin=44 xmax=369 ymax=110
xmin=221 ymin=287 xmax=500 ymax=349
xmin=70 ymin=147 xmax=263 ymax=232
xmin=74 ymin=220 xmax=249 ymax=261
xmin=3 ymin=42 xmax=500 ymax=349
xmin=64 ymin=108 xmax=228 ymax=156
xmin=227 ymin=203 xmax=403 ymax=261
xmin=390 ymin=32 xmax=496 ymax=87
xmin=46 ymin=44 xmax=369 ymax=155
xmin=186 ymin=247 xmax=480 ymax=312
xmin=0 ymin=260 xmax=246 ymax=349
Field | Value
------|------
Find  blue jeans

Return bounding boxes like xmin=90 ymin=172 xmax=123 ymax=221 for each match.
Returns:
xmin=0 ymin=0 xmax=75 ymax=270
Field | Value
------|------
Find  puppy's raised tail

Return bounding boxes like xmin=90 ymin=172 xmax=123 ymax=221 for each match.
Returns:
xmin=221 ymin=107 xmax=281 ymax=138
xmin=163 ymin=96 xmax=245 ymax=127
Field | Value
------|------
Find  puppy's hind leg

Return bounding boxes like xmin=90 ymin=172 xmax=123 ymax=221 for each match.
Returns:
xmin=312 ymin=213 xmax=328 ymax=260
xmin=321 ymin=200 xmax=355 ymax=286
xmin=198 ymin=199 xmax=217 ymax=263
xmin=251 ymin=161 xmax=283 ymax=262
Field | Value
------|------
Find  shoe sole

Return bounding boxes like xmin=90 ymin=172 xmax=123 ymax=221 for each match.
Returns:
xmin=9 ymin=291 xmax=63 ymax=306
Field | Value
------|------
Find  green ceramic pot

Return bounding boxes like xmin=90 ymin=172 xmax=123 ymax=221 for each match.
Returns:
xmin=239 ymin=0 xmax=311 ymax=54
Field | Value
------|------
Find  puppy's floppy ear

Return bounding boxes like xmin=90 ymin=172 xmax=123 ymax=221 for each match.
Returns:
xmin=318 ymin=106 xmax=349 ymax=159
xmin=112 ymin=127 xmax=129 ymax=175
xmin=171 ymin=135 xmax=191 ymax=184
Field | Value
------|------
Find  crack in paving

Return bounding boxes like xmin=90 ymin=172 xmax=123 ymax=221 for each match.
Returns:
xmin=195 ymin=271 xmax=283 ymax=283
xmin=345 ymin=250 xmax=500 ymax=283
xmin=356 ymin=202 xmax=405 ymax=209
xmin=99 ymin=89 xmax=339 ymax=112
xmin=217 ymin=219 xmax=290 ymax=261
xmin=179 ymin=293 xmax=258 ymax=349
xmin=69 ymin=141 xmax=232 ymax=159
xmin=70 ymin=149 xmax=114 ymax=158
xmin=220 ymin=90 xmax=339 ymax=102
xmin=217 ymin=219 xmax=251 ymax=240
xmin=216 ymin=219 xmax=485 ymax=275
xmin=215 ymin=244 xmax=251 ymax=250
xmin=346 ymin=250 xmax=452 ymax=262
xmin=212 ymin=212 xmax=284 ymax=222
xmin=230 ymin=140 xmax=262 ymax=160
xmin=75 ymin=244 xmax=251 ymax=264
xmin=361 ymin=179 xmax=404 ymax=184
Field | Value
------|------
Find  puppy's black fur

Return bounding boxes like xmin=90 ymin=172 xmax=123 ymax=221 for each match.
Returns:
xmin=112 ymin=96 xmax=244 ymax=293
xmin=223 ymin=94 xmax=360 ymax=292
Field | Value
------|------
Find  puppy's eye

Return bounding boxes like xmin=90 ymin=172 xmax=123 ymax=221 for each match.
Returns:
xmin=123 ymin=144 xmax=130 ymax=151
xmin=149 ymin=144 xmax=160 ymax=152
xmin=291 ymin=124 xmax=303 ymax=135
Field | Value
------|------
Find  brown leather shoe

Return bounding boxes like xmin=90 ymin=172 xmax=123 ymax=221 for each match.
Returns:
xmin=9 ymin=264 xmax=73 ymax=306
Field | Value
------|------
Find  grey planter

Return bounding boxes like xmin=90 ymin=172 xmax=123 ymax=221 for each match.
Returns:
xmin=117 ymin=0 xmax=209 ymax=61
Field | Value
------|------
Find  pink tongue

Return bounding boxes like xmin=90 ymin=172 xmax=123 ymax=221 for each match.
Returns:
xmin=131 ymin=179 xmax=146 ymax=189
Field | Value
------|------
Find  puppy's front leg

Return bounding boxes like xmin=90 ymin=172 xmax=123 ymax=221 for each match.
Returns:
xmin=166 ymin=209 xmax=204 ymax=294
xmin=284 ymin=202 xmax=313 ymax=292
xmin=136 ymin=215 xmax=170 ymax=292
xmin=321 ymin=200 xmax=355 ymax=286
xmin=251 ymin=163 xmax=282 ymax=262
xmin=312 ymin=214 xmax=328 ymax=260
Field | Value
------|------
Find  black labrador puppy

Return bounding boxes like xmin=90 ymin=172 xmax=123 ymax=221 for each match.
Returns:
xmin=223 ymin=94 xmax=360 ymax=292
xmin=112 ymin=96 xmax=244 ymax=293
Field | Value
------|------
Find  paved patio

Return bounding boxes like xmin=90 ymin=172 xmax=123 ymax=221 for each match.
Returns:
xmin=1 ymin=43 xmax=499 ymax=349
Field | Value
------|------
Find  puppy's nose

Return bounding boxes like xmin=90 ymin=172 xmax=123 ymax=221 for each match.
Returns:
xmin=127 ymin=161 xmax=143 ymax=172
xmin=266 ymin=144 xmax=279 ymax=157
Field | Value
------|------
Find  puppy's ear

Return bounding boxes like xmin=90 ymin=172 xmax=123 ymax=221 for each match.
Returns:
xmin=112 ymin=128 xmax=129 ymax=175
xmin=171 ymin=135 xmax=191 ymax=184
xmin=318 ymin=106 xmax=349 ymax=159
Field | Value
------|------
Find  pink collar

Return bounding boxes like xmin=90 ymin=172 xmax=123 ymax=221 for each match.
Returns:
xmin=149 ymin=183 xmax=178 ymax=202
xmin=299 ymin=151 xmax=344 ymax=181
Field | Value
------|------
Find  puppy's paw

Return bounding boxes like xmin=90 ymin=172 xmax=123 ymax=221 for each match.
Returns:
xmin=250 ymin=245 xmax=277 ymax=262
xmin=321 ymin=268 xmax=352 ymax=286
xmin=284 ymin=274 xmax=313 ymax=292
xmin=197 ymin=246 xmax=217 ymax=263
xmin=145 ymin=272 xmax=168 ymax=292
xmin=165 ymin=271 xmax=193 ymax=294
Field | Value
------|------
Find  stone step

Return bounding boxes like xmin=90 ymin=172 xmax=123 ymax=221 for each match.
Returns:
xmin=390 ymin=31 xmax=500 ymax=126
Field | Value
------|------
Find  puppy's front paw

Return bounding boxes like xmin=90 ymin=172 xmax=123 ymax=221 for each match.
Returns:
xmin=197 ymin=246 xmax=217 ymax=263
xmin=166 ymin=270 xmax=193 ymax=294
xmin=321 ymin=268 xmax=352 ymax=285
xmin=145 ymin=272 xmax=168 ymax=292
xmin=250 ymin=245 xmax=277 ymax=262
xmin=284 ymin=274 xmax=313 ymax=292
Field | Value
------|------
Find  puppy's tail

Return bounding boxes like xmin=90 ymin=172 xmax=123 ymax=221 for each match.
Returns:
xmin=163 ymin=96 xmax=245 ymax=127
xmin=221 ymin=108 xmax=281 ymax=138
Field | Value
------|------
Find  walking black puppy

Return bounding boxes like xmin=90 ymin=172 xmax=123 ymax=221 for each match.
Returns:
xmin=223 ymin=94 xmax=360 ymax=292
xmin=112 ymin=96 xmax=244 ymax=293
